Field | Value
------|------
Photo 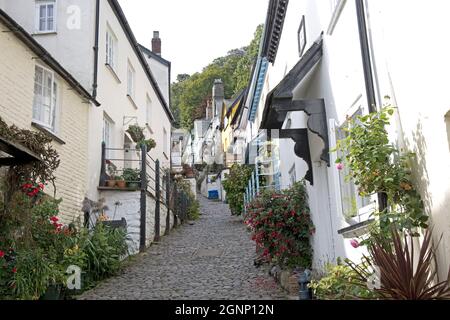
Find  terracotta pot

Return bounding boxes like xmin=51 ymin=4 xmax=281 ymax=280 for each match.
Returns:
xmin=116 ymin=180 xmax=127 ymax=188
xmin=106 ymin=180 xmax=116 ymax=187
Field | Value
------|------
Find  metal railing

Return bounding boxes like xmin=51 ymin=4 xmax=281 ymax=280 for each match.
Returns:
xmin=99 ymin=142 xmax=191 ymax=251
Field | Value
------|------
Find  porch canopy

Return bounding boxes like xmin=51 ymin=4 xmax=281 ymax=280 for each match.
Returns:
xmin=260 ymin=36 xmax=329 ymax=185
xmin=0 ymin=136 xmax=42 ymax=166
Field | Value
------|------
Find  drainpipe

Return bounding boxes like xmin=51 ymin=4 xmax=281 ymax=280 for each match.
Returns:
xmin=355 ymin=0 xmax=387 ymax=212
xmin=92 ymin=0 xmax=100 ymax=99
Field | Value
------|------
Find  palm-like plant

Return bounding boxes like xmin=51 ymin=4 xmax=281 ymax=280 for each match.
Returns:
xmin=348 ymin=228 xmax=450 ymax=300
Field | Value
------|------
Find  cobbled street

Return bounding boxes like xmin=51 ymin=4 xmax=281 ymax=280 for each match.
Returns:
xmin=79 ymin=196 xmax=288 ymax=300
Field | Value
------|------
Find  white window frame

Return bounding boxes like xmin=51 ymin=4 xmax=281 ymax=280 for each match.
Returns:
xmin=146 ymin=95 xmax=152 ymax=129
xmin=106 ymin=26 xmax=118 ymax=71
xmin=329 ymin=98 xmax=377 ymax=225
xmin=327 ymin=0 xmax=347 ymax=35
xmin=163 ymin=128 xmax=168 ymax=156
xmin=103 ymin=115 xmax=113 ymax=158
xmin=127 ymin=61 xmax=136 ymax=100
xmin=35 ymin=1 xmax=57 ymax=33
xmin=33 ymin=64 xmax=58 ymax=132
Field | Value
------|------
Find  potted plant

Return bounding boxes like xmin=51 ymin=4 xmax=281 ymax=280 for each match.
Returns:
xmin=136 ymin=138 xmax=156 ymax=152
xmin=122 ymin=168 xmax=141 ymax=189
xmin=106 ymin=161 xmax=117 ymax=187
xmin=115 ymin=175 xmax=126 ymax=189
xmin=126 ymin=124 xmax=145 ymax=143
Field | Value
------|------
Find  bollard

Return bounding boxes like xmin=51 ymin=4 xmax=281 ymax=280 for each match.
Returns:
xmin=298 ymin=269 xmax=312 ymax=300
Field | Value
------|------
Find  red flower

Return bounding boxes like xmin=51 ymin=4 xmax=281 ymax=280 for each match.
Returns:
xmin=0 ymin=250 xmax=5 ymax=258
xmin=12 ymin=267 xmax=17 ymax=273
xmin=50 ymin=216 xmax=59 ymax=223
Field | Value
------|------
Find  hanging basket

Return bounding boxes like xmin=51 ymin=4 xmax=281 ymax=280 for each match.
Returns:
xmin=136 ymin=139 xmax=156 ymax=152
xmin=126 ymin=125 xmax=145 ymax=143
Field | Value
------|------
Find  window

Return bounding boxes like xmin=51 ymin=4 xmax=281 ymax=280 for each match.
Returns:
xmin=289 ymin=165 xmax=296 ymax=187
xmin=146 ymin=96 xmax=152 ymax=127
xmin=163 ymin=128 xmax=168 ymax=156
xmin=36 ymin=1 xmax=56 ymax=33
xmin=127 ymin=61 xmax=135 ymax=99
xmin=106 ymin=27 xmax=118 ymax=70
xmin=103 ymin=115 xmax=113 ymax=157
xmin=335 ymin=109 xmax=373 ymax=221
xmin=297 ymin=15 xmax=306 ymax=57
xmin=33 ymin=65 xmax=57 ymax=131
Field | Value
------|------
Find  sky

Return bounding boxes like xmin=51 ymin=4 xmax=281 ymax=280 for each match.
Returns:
xmin=118 ymin=0 xmax=269 ymax=81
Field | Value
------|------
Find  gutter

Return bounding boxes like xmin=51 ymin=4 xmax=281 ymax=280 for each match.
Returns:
xmin=0 ymin=9 xmax=100 ymax=107
xmin=92 ymin=0 xmax=100 ymax=99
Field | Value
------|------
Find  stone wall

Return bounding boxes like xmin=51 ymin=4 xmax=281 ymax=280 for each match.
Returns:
xmin=99 ymin=190 xmax=175 ymax=255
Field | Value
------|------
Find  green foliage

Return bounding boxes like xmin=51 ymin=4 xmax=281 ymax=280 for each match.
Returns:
xmin=309 ymin=260 xmax=379 ymax=300
xmin=222 ymin=164 xmax=253 ymax=215
xmin=80 ymin=223 xmax=128 ymax=282
xmin=177 ymin=180 xmax=200 ymax=220
xmin=171 ymin=25 xmax=263 ymax=129
xmin=333 ymin=106 xmax=428 ymax=244
xmin=245 ymin=182 xmax=314 ymax=269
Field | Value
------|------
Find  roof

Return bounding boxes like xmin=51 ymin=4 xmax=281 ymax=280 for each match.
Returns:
xmin=108 ymin=0 xmax=174 ymax=123
xmin=138 ymin=44 xmax=171 ymax=67
xmin=0 ymin=9 xmax=100 ymax=107
xmin=261 ymin=0 xmax=289 ymax=63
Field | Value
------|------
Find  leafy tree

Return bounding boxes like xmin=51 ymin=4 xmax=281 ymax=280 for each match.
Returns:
xmin=222 ymin=164 xmax=253 ymax=215
xmin=171 ymin=24 xmax=263 ymax=129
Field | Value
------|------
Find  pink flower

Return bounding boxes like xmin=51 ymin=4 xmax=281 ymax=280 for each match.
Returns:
xmin=0 ymin=250 xmax=5 ymax=258
xmin=350 ymin=239 xmax=360 ymax=248
xmin=336 ymin=163 xmax=344 ymax=171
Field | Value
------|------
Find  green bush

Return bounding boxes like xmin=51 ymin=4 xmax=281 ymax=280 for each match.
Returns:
xmin=245 ymin=181 xmax=314 ymax=269
xmin=81 ymin=223 xmax=128 ymax=282
xmin=309 ymin=261 xmax=379 ymax=300
xmin=222 ymin=164 xmax=253 ymax=215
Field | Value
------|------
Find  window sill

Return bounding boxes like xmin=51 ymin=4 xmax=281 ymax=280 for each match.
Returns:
xmin=32 ymin=31 xmax=57 ymax=36
xmin=127 ymin=94 xmax=138 ymax=109
xmin=32 ymin=122 xmax=66 ymax=145
xmin=146 ymin=124 xmax=154 ymax=134
xmin=338 ymin=219 xmax=374 ymax=239
xmin=105 ymin=63 xmax=121 ymax=83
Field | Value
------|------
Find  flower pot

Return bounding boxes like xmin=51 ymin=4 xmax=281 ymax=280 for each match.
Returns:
xmin=116 ymin=180 xmax=127 ymax=188
xmin=40 ymin=284 xmax=65 ymax=300
xmin=127 ymin=182 xmax=140 ymax=189
xmin=106 ymin=180 xmax=116 ymax=187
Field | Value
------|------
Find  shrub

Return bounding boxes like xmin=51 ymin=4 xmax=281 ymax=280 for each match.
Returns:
xmin=177 ymin=179 xmax=200 ymax=220
xmin=309 ymin=260 xmax=379 ymax=300
xmin=245 ymin=181 xmax=314 ymax=268
xmin=81 ymin=223 xmax=128 ymax=282
xmin=222 ymin=164 xmax=253 ymax=215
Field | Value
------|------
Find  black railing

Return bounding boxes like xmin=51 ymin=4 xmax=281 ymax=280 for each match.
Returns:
xmin=99 ymin=142 xmax=191 ymax=252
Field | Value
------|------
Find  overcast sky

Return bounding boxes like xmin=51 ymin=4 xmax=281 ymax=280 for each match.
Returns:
xmin=118 ymin=0 xmax=269 ymax=81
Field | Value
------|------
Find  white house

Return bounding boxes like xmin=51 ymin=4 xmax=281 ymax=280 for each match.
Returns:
xmin=0 ymin=0 xmax=176 ymax=254
xmin=244 ymin=0 xmax=450 ymax=279
xmin=0 ymin=0 xmax=174 ymax=201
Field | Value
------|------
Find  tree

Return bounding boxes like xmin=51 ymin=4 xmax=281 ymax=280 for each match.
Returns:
xmin=171 ymin=24 xmax=263 ymax=129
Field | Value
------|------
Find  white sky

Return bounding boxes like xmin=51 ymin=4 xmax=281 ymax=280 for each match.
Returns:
xmin=118 ymin=0 xmax=269 ymax=81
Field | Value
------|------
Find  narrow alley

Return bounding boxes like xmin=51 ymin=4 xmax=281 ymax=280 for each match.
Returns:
xmin=78 ymin=196 xmax=288 ymax=300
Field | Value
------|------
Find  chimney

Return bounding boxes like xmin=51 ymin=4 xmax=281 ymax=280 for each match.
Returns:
xmin=212 ymin=79 xmax=224 ymax=117
xmin=152 ymin=31 xmax=161 ymax=56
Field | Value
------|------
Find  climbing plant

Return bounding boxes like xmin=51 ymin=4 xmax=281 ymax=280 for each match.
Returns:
xmin=222 ymin=164 xmax=253 ymax=215
xmin=0 ymin=117 xmax=60 ymax=197
xmin=333 ymin=107 xmax=428 ymax=244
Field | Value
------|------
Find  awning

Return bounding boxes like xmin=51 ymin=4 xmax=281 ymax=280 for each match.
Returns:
xmin=0 ymin=136 xmax=42 ymax=166
xmin=260 ymin=36 xmax=328 ymax=185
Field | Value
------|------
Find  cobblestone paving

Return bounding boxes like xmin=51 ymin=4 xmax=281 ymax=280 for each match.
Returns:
xmin=79 ymin=196 xmax=288 ymax=300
